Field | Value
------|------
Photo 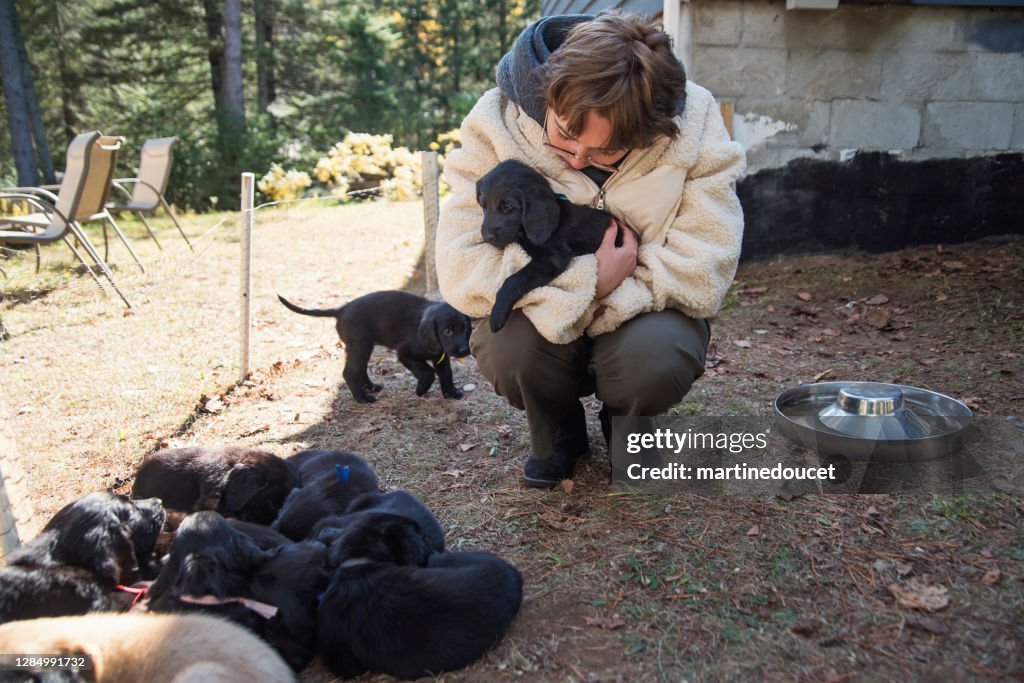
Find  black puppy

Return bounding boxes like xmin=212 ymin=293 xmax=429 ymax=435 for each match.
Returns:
xmin=0 ymin=493 xmax=165 ymax=624
xmin=227 ymin=518 xmax=294 ymax=550
xmin=132 ymin=446 xmax=297 ymax=525
xmin=148 ymin=511 xmax=328 ymax=671
xmin=278 ymin=291 xmax=471 ymax=403
xmin=313 ymin=489 xmax=445 ymax=553
xmin=272 ymin=451 xmax=380 ymax=541
xmin=317 ymin=513 xmax=523 ymax=680
xmin=285 ymin=448 xmax=379 ymax=487
xmin=476 ymin=159 xmax=626 ymax=332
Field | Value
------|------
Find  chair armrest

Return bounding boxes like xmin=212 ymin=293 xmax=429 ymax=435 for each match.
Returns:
xmin=110 ymin=180 xmax=134 ymax=203
xmin=0 ymin=186 xmax=60 ymax=203
xmin=0 ymin=192 xmax=55 ymax=214
xmin=0 ymin=192 xmax=75 ymax=227
xmin=113 ymin=177 xmax=162 ymax=194
xmin=109 ymin=177 xmax=165 ymax=205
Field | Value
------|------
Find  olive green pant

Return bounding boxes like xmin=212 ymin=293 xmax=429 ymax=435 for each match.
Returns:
xmin=471 ymin=309 xmax=711 ymax=460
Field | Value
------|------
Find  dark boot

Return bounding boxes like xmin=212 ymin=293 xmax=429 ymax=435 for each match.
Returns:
xmin=523 ymin=401 xmax=589 ymax=488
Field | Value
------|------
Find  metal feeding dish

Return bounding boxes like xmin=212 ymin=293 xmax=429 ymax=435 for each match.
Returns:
xmin=775 ymin=381 xmax=974 ymax=461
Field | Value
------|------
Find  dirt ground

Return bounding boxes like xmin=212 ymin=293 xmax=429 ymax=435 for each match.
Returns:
xmin=1 ymin=201 xmax=1021 ymax=682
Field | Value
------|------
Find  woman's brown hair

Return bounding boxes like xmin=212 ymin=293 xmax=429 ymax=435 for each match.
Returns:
xmin=536 ymin=11 xmax=687 ymax=150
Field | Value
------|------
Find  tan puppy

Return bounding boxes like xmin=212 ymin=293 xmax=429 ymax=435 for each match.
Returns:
xmin=0 ymin=613 xmax=295 ymax=683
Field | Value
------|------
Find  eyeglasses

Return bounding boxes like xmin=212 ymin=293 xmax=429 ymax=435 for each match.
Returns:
xmin=542 ymin=111 xmax=627 ymax=173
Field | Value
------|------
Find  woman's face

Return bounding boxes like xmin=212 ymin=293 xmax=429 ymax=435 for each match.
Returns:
xmin=544 ymin=109 xmax=629 ymax=172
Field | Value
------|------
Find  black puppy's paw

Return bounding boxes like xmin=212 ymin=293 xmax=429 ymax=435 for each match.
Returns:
xmin=489 ymin=308 xmax=510 ymax=333
xmin=365 ymin=382 xmax=383 ymax=393
xmin=443 ymin=388 xmax=464 ymax=400
xmin=415 ymin=380 xmax=434 ymax=397
xmin=352 ymin=393 xmax=377 ymax=404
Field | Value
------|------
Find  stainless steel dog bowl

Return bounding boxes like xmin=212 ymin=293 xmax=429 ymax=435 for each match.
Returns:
xmin=775 ymin=381 xmax=974 ymax=461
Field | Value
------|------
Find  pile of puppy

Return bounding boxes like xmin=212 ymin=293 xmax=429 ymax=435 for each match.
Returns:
xmin=0 ymin=446 xmax=523 ymax=681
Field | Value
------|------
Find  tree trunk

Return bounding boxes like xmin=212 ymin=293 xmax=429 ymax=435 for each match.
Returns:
xmin=11 ymin=2 xmax=55 ymax=183
xmin=203 ymin=0 xmax=225 ymax=114
xmin=222 ymin=0 xmax=245 ymax=132
xmin=0 ymin=0 xmax=39 ymax=186
xmin=54 ymin=4 xmax=84 ymax=143
xmin=254 ymin=0 xmax=276 ymax=115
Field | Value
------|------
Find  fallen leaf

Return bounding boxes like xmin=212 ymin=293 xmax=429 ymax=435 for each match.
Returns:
xmin=962 ymin=397 xmax=983 ymax=410
xmin=860 ymin=523 xmax=884 ymax=535
xmin=935 ymin=293 xmax=948 ymax=302
xmin=797 ymin=291 xmax=813 ymax=302
xmin=496 ymin=424 xmax=513 ymax=439
xmin=240 ymin=424 xmax=270 ymax=438
xmin=790 ymin=621 xmax=818 ymax=637
xmin=865 ymin=294 xmax=890 ymax=305
xmin=561 ymin=479 xmax=575 ymax=495
xmin=813 ymin=369 xmax=834 ymax=382
xmin=442 ymin=469 xmax=464 ymax=478
xmin=942 ymin=260 xmax=966 ymax=270
xmin=585 ymin=616 xmax=626 ymax=630
xmin=865 ymin=309 xmax=891 ymax=329
xmin=199 ymin=395 xmax=225 ymax=414
xmin=458 ymin=443 xmax=477 ymax=452
xmin=906 ymin=616 xmax=948 ymax=635
xmin=746 ymin=525 xmax=760 ymax=536
xmin=737 ymin=286 xmax=768 ymax=296
xmin=887 ymin=579 xmax=950 ymax=612
xmin=981 ymin=569 xmax=1001 ymax=586
xmin=733 ymin=339 xmax=753 ymax=348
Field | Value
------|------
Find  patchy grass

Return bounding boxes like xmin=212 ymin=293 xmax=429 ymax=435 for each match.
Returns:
xmin=1 ymin=202 xmax=1022 ymax=681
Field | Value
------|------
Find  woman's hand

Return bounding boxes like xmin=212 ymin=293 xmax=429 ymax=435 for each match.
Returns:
xmin=594 ymin=218 xmax=638 ymax=299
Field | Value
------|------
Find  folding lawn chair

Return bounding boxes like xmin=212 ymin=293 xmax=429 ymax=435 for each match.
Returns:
xmin=35 ymin=134 xmax=146 ymax=273
xmin=109 ymin=136 xmax=193 ymax=251
xmin=0 ymin=131 xmax=133 ymax=307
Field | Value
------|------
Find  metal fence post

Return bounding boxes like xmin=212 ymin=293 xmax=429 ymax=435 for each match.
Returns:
xmin=420 ymin=151 xmax=440 ymax=295
xmin=240 ymin=172 xmax=255 ymax=384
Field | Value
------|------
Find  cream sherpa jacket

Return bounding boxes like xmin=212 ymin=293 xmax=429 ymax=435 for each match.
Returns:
xmin=436 ymin=81 xmax=746 ymax=345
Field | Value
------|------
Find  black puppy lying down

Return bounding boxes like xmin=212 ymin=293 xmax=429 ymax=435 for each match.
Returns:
xmin=272 ymin=450 xmax=380 ymax=541
xmin=476 ymin=159 xmax=626 ymax=332
xmin=312 ymin=488 xmax=446 ymax=553
xmin=132 ymin=446 xmax=297 ymax=525
xmin=0 ymin=493 xmax=165 ymax=624
xmin=278 ymin=290 xmax=471 ymax=403
xmin=148 ymin=511 xmax=328 ymax=671
xmin=318 ymin=513 xmax=522 ymax=680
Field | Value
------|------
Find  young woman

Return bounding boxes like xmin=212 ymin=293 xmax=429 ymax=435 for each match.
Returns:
xmin=437 ymin=11 xmax=746 ymax=488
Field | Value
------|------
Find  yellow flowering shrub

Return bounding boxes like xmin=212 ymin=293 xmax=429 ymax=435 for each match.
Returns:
xmin=257 ymin=164 xmax=312 ymax=202
xmin=260 ymin=128 xmax=463 ymax=204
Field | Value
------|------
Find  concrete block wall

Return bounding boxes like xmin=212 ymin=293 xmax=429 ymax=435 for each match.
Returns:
xmin=689 ymin=0 xmax=1024 ymax=173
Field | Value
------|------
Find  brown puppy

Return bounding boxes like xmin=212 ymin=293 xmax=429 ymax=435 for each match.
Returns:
xmin=132 ymin=446 xmax=297 ymax=525
xmin=278 ymin=290 xmax=471 ymax=403
xmin=0 ymin=613 xmax=295 ymax=683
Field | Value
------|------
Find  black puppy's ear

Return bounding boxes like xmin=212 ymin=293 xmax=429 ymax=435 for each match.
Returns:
xmin=385 ymin=518 xmax=434 ymax=567
xmin=85 ymin=519 xmax=138 ymax=584
xmin=520 ymin=187 xmax=560 ymax=246
xmin=222 ymin=463 xmax=273 ymax=522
